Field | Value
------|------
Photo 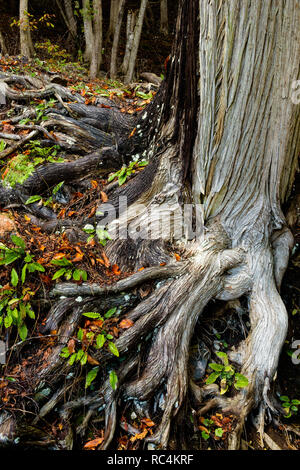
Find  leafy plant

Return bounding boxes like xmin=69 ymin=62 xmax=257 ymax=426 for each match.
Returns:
xmin=280 ymin=395 xmax=300 ymax=418
xmin=2 ymin=142 xmax=63 ymax=187
xmin=51 ymin=256 xmax=87 ymax=281
xmin=0 ymin=235 xmax=44 ymax=340
xmin=199 ymin=418 xmax=224 ymax=441
xmin=25 ymin=181 xmax=65 ymax=207
xmin=205 ymin=352 xmax=249 ymax=394
xmin=60 ymin=308 xmax=120 ymax=390
xmin=108 ymin=160 xmax=148 ymax=186
xmin=96 ymin=226 xmax=111 ymax=247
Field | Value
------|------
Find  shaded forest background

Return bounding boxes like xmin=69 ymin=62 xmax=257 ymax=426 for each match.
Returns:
xmin=0 ymin=0 xmax=178 ymax=79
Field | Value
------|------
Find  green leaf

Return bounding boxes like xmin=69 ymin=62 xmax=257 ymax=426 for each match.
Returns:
xmin=60 ymin=347 xmax=71 ymax=358
xmin=215 ymin=428 xmax=224 ymax=438
xmin=21 ymin=265 xmax=27 ymax=284
xmin=80 ymin=352 xmax=88 ymax=366
xmin=109 ymin=370 xmax=118 ymax=390
xmin=77 ymin=328 xmax=84 ymax=341
xmin=11 ymin=268 xmax=19 ymax=287
xmin=205 ymin=372 xmax=220 ymax=384
xmin=51 ymin=257 xmax=72 ymax=267
xmin=30 ymin=262 xmax=45 ymax=272
xmin=69 ymin=353 xmax=77 ymax=365
xmin=96 ymin=334 xmax=106 ymax=349
xmin=0 ymin=252 xmax=20 ymax=266
xmin=4 ymin=315 xmax=13 ymax=328
xmin=52 ymin=268 xmax=66 ymax=280
xmin=52 ymin=181 xmax=64 ymax=195
xmin=18 ymin=323 xmax=28 ymax=341
xmin=85 ymin=366 xmax=99 ymax=388
xmin=11 ymin=235 xmax=26 ymax=250
xmin=104 ymin=307 xmax=117 ymax=319
xmin=201 ymin=431 xmax=210 ymax=441
xmin=216 ymin=351 xmax=229 ymax=366
xmin=25 ymin=195 xmax=43 ymax=205
xmin=118 ymin=174 xmax=127 ymax=186
xmin=280 ymin=396 xmax=290 ymax=402
xmin=234 ymin=373 xmax=249 ymax=390
xmin=82 ymin=312 xmax=102 ymax=319
xmin=209 ymin=363 xmax=224 ymax=372
xmin=79 ymin=269 xmax=87 ymax=281
xmin=108 ymin=341 xmax=119 ymax=357
xmin=291 ymin=399 xmax=300 ymax=405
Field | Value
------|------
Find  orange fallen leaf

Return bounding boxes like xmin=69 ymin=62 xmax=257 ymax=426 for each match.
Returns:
xmin=129 ymin=127 xmax=137 ymax=138
xmin=67 ymin=339 xmax=76 ymax=354
xmin=100 ymin=191 xmax=108 ymax=202
xmin=53 ymin=253 xmax=67 ymax=260
xmin=87 ymin=355 xmax=100 ymax=366
xmin=112 ymin=264 xmax=121 ymax=275
xmin=84 ymin=437 xmax=104 ymax=449
xmin=119 ymin=319 xmax=134 ymax=329
xmin=72 ymin=253 xmax=84 ymax=263
xmin=174 ymin=253 xmax=181 ymax=261
xmin=141 ymin=418 xmax=155 ymax=427
xmin=91 ymin=180 xmax=98 ymax=189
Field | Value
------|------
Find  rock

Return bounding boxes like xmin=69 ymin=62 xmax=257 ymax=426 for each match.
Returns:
xmin=140 ymin=72 xmax=162 ymax=87
xmin=0 ymin=213 xmax=16 ymax=239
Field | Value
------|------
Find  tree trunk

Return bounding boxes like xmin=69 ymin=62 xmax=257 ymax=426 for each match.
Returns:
xmin=124 ymin=0 xmax=148 ymax=84
xmin=19 ymin=0 xmax=34 ymax=58
xmin=107 ymin=0 xmax=121 ymax=40
xmin=82 ymin=0 xmax=103 ymax=78
xmin=0 ymin=29 xmax=7 ymax=55
xmin=121 ymin=9 xmax=136 ymax=76
xmin=110 ymin=0 xmax=126 ymax=79
xmin=102 ymin=0 xmax=300 ymax=448
xmin=64 ymin=0 xmax=77 ymax=39
xmin=0 ymin=0 xmax=299 ymax=451
xmin=160 ymin=0 xmax=168 ymax=35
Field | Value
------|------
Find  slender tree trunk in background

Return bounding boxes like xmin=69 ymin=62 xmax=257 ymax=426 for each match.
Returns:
xmin=19 ymin=0 xmax=34 ymax=57
xmin=121 ymin=9 xmax=136 ymax=76
xmin=107 ymin=0 xmax=120 ymax=40
xmin=64 ymin=0 xmax=77 ymax=40
xmin=124 ymin=0 xmax=148 ymax=84
xmin=110 ymin=0 xmax=126 ymax=79
xmin=160 ymin=0 xmax=168 ymax=35
xmin=0 ymin=30 xmax=7 ymax=55
xmin=82 ymin=0 xmax=103 ymax=78
xmin=82 ymin=0 xmax=94 ymax=63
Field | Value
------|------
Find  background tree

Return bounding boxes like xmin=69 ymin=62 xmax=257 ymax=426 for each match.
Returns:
xmin=0 ymin=29 xmax=7 ymax=55
xmin=19 ymin=0 xmax=34 ymax=57
xmin=82 ymin=0 xmax=103 ymax=78
xmin=160 ymin=0 xmax=168 ymax=35
xmin=123 ymin=0 xmax=148 ymax=83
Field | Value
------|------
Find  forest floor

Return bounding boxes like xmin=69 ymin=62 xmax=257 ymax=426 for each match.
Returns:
xmin=0 ymin=54 xmax=299 ymax=451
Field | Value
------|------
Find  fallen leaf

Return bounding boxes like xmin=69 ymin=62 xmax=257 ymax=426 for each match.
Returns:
xmin=112 ymin=264 xmax=121 ymax=275
xmin=84 ymin=437 xmax=104 ymax=449
xmin=119 ymin=319 xmax=134 ymax=329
